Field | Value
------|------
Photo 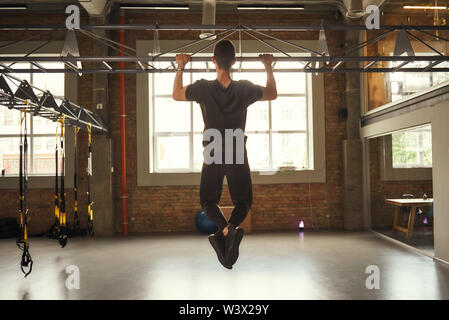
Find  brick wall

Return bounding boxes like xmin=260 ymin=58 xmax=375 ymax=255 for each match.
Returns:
xmin=369 ymin=137 xmax=433 ymax=228
xmin=0 ymin=10 xmax=347 ymax=234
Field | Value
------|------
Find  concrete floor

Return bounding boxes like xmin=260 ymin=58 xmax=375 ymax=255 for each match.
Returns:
xmin=375 ymin=228 xmax=435 ymax=257
xmin=1 ymin=231 xmax=449 ymax=300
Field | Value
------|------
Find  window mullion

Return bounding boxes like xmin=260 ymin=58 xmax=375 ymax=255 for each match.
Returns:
xmin=190 ymin=71 xmax=194 ymax=172
xmin=305 ymin=73 xmax=310 ymax=169
xmin=29 ymin=63 xmax=34 ymax=175
xmin=268 ymin=100 xmax=273 ymax=171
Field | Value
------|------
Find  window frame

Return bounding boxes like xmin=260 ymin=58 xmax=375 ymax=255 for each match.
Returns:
xmin=391 ymin=125 xmax=432 ymax=169
xmin=385 ymin=52 xmax=449 ymax=104
xmin=379 ymin=126 xmax=433 ymax=182
xmin=137 ymin=39 xmax=326 ymax=186
xmin=149 ymin=56 xmax=312 ymax=174
xmin=0 ymin=41 xmax=76 ymax=189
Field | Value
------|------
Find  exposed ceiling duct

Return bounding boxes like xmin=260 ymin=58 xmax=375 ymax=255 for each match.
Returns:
xmin=199 ymin=0 xmax=216 ymax=40
xmin=346 ymin=0 xmax=365 ymax=18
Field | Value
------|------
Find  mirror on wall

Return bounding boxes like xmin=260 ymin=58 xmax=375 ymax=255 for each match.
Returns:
xmin=368 ymin=124 xmax=434 ymax=256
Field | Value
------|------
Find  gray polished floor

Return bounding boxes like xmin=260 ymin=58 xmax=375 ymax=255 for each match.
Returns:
xmin=1 ymin=231 xmax=449 ymax=300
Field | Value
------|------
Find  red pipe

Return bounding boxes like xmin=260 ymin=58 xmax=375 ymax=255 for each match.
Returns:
xmin=119 ymin=14 xmax=128 ymax=236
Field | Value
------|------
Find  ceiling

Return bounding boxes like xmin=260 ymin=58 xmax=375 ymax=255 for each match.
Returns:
xmin=0 ymin=0 xmax=442 ymax=17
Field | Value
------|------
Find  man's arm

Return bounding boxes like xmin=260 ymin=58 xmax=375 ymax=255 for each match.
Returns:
xmin=259 ymin=54 xmax=277 ymax=101
xmin=172 ymin=53 xmax=190 ymax=101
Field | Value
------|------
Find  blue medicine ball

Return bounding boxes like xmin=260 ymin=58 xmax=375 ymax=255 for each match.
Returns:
xmin=195 ymin=211 xmax=218 ymax=234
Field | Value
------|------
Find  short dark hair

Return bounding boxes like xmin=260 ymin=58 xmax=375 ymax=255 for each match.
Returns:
xmin=213 ymin=40 xmax=235 ymax=70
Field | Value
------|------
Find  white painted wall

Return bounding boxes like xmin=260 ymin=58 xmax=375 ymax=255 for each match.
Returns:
xmin=430 ymin=102 xmax=449 ymax=263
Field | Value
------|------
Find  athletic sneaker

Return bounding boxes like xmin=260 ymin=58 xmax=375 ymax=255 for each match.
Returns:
xmin=209 ymin=233 xmax=232 ymax=269
xmin=225 ymin=225 xmax=244 ymax=266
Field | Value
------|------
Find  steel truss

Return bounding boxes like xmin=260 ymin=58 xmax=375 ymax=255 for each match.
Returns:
xmin=0 ymin=73 xmax=107 ymax=132
xmin=0 ymin=24 xmax=448 ymax=74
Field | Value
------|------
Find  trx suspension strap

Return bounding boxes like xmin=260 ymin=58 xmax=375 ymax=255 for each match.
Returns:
xmin=87 ymin=124 xmax=94 ymax=236
xmin=73 ymin=127 xmax=80 ymax=231
xmin=58 ymin=115 xmax=68 ymax=248
xmin=53 ymin=123 xmax=60 ymax=238
xmin=17 ymin=109 xmax=33 ymax=277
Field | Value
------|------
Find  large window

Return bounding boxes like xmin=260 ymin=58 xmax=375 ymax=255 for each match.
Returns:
xmin=392 ymin=125 xmax=432 ymax=169
xmin=149 ymin=57 xmax=311 ymax=173
xmin=0 ymin=62 xmax=64 ymax=176
xmin=387 ymin=54 xmax=449 ymax=103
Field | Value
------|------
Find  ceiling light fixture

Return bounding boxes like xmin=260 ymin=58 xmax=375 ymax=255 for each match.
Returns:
xmin=119 ymin=4 xmax=189 ymax=10
xmin=346 ymin=0 xmax=365 ymax=18
xmin=237 ymin=4 xmax=305 ymax=10
xmin=0 ymin=4 xmax=27 ymax=10
xmin=403 ymin=5 xmax=447 ymax=10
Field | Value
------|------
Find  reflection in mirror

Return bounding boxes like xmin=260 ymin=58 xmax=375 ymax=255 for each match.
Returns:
xmin=368 ymin=124 xmax=434 ymax=256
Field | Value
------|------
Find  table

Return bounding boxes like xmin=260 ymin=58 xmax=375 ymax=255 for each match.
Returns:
xmin=385 ymin=198 xmax=433 ymax=238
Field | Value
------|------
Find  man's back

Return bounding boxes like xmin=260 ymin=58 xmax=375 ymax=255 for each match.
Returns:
xmin=186 ymin=78 xmax=262 ymax=132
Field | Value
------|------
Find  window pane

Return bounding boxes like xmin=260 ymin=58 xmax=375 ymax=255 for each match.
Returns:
xmin=32 ymin=136 xmax=61 ymax=175
xmin=154 ymin=98 xmax=190 ymax=132
xmin=388 ymin=55 xmax=449 ymax=102
xmin=0 ymin=137 xmax=21 ymax=175
xmin=193 ymin=105 xmax=204 ymax=132
xmin=0 ymin=108 xmax=29 ymax=134
xmin=246 ymin=101 xmax=269 ymax=131
xmin=33 ymin=116 xmax=59 ymax=135
xmin=274 ymin=73 xmax=306 ymax=94
xmin=392 ymin=125 xmax=432 ymax=168
xmin=246 ymin=133 xmax=269 ymax=170
xmin=192 ymin=72 xmax=216 ymax=82
xmin=193 ymin=133 xmax=203 ymax=171
xmin=153 ymin=72 xmax=186 ymax=95
xmin=191 ymin=63 xmax=216 ymax=81
xmin=232 ymin=72 xmax=265 ymax=86
xmin=272 ymin=133 xmax=307 ymax=169
xmin=33 ymin=62 xmax=65 ymax=97
xmin=155 ymin=135 xmax=190 ymax=170
xmin=271 ymin=97 xmax=307 ymax=131
xmin=239 ymin=61 xmax=263 ymax=69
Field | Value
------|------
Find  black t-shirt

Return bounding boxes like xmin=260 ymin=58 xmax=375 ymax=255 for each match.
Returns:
xmin=185 ymin=79 xmax=263 ymax=132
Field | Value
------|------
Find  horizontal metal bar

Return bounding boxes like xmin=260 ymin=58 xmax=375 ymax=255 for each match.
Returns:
xmin=3 ymin=68 xmax=449 ymax=74
xmin=1 ymin=24 xmax=449 ymax=31
xmin=1 ymin=56 xmax=447 ymax=63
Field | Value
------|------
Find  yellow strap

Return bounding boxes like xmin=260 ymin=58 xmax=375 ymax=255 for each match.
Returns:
xmin=60 ymin=115 xmax=65 ymax=139
xmin=87 ymin=124 xmax=92 ymax=144
xmin=88 ymin=205 xmax=93 ymax=220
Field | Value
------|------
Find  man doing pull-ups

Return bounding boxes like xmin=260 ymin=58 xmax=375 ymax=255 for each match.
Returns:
xmin=172 ymin=40 xmax=277 ymax=269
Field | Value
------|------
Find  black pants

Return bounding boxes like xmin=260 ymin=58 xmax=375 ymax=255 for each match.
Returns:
xmin=200 ymin=155 xmax=252 ymax=231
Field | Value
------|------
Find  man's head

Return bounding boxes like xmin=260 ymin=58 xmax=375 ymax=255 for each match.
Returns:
xmin=212 ymin=40 xmax=236 ymax=71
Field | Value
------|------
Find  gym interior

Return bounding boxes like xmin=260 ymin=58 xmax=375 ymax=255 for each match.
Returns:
xmin=1 ymin=0 xmax=449 ymax=301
